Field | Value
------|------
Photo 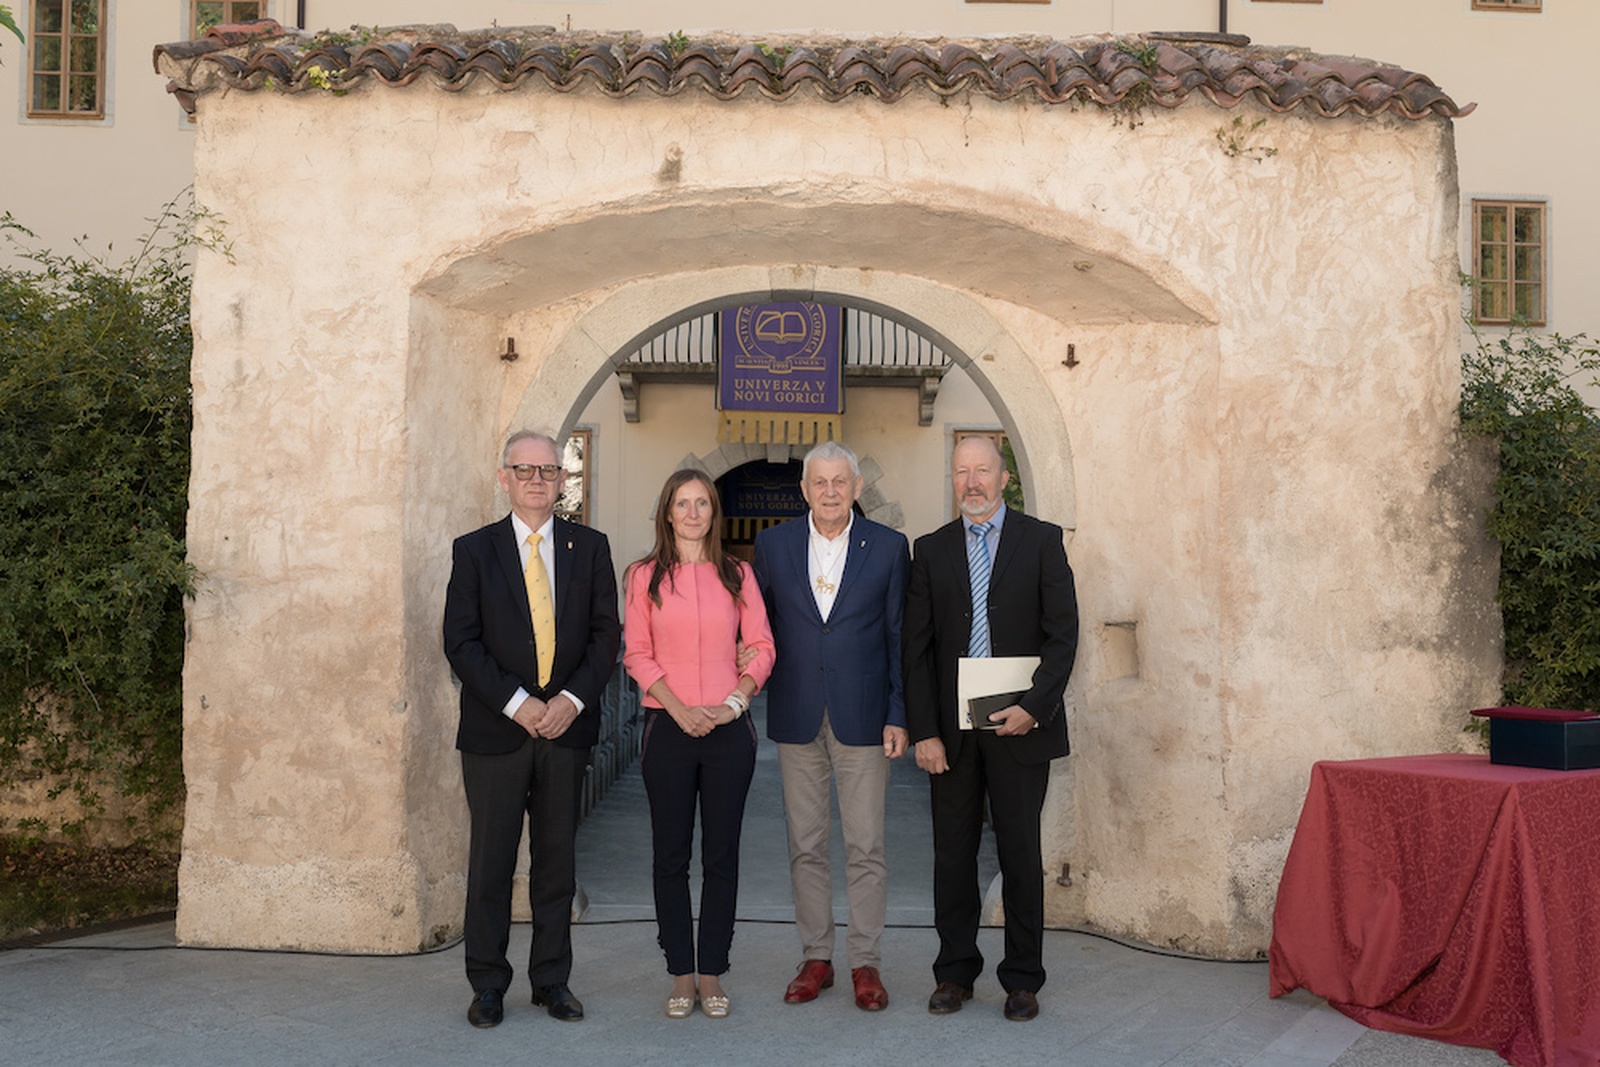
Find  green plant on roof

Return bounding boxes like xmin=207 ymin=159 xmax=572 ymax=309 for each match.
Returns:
xmin=757 ymin=42 xmax=792 ymax=66
xmin=305 ymin=64 xmax=346 ymax=94
xmin=665 ymin=29 xmax=690 ymax=56
xmin=1124 ymin=40 xmax=1160 ymax=70
xmin=1112 ymin=80 xmax=1151 ymax=122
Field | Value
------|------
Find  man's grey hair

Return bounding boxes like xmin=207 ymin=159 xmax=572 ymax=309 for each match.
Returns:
xmin=802 ymin=440 xmax=860 ymax=482
xmin=501 ymin=429 xmax=560 ymax=466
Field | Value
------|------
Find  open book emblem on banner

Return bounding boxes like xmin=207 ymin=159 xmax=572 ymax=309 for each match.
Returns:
xmin=754 ymin=309 xmax=809 ymax=345
xmin=726 ymin=303 xmax=836 ymax=377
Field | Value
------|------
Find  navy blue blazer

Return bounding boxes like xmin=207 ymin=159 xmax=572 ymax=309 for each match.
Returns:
xmin=753 ymin=515 xmax=909 ymax=747
xmin=442 ymin=514 xmax=621 ymax=754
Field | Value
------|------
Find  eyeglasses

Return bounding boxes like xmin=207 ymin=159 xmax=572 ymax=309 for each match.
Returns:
xmin=505 ymin=463 xmax=564 ymax=482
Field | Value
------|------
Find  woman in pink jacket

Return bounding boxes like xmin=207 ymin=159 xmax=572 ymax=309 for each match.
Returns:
xmin=623 ymin=469 xmax=775 ymax=1020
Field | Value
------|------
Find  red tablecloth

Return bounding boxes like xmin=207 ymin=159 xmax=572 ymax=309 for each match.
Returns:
xmin=1269 ymin=754 xmax=1600 ymax=1067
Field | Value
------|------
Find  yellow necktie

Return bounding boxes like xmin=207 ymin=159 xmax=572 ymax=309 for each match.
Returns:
xmin=525 ymin=532 xmax=555 ymax=688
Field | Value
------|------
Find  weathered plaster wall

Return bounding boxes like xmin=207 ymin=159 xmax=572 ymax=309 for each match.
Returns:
xmin=178 ymin=77 xmax=1498 ymax=954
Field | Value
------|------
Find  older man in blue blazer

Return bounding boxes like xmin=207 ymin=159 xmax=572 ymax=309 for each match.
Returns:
xmin=753 ymin=441 xmax=910 ymax=1013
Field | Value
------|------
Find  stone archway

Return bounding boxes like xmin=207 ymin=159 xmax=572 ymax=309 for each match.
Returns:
xmin=173 ymin=50 xmax=1496 ymax=959
xmin=182 ymin=202 xmax=1201 ymax=952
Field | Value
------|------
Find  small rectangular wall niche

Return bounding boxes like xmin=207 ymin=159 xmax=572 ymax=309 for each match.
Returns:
xmin=1103 ymin=620 xmax=1140 ymax=682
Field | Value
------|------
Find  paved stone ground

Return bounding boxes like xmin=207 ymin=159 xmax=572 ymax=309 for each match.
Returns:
xmin=0 ymin=700 xmax=1507 ymax=1065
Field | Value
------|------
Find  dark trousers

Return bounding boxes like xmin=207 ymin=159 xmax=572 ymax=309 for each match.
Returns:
xmin=460 ymin=735 xmax=587 ymax=994
xmin=929 ymin=730 xmax=1052 ymax=994
xmin=640 ymin=709 xmax=758 ymax=976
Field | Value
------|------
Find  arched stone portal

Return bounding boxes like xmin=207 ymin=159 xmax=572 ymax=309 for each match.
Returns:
xmin=457 ymin=264 xmax=1097 ymax=936
xmin=168 ymin=30 xmax=1498 ymax=959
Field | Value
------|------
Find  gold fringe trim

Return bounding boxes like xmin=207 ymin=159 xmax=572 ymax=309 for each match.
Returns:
xmin=717 ymin=411 xmax=841 ymax=446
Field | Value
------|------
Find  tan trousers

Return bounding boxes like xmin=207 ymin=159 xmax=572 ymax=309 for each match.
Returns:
xmin=776 ymin=712 xmax=891 ymax=969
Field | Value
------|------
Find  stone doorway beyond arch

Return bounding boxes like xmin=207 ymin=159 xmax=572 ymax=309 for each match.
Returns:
xmin=689 ymin=444 xmax=906 ymax=542
xmin=715 ymin=458 xmax=804 ymax=562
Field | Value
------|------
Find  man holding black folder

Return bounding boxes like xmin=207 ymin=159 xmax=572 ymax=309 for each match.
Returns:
xmin=902 ymin=434 xmax=1079 ymax=1022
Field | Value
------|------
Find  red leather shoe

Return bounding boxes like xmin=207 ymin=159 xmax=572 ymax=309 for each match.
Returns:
xmin=852 ymin=966 xmax=889 ymax=1011
xmin=783 ymin=960 xmax=834 ymax=1003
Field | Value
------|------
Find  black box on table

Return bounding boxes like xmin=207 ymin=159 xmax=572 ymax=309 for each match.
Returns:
xmin=1472 ymin=707 xmax=1600 ymax=771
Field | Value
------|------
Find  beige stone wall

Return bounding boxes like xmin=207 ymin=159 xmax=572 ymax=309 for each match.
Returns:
xmin=176 ymin=76 xmax=1498 ymax=954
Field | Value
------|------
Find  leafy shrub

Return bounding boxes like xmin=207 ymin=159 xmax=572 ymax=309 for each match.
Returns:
xmin=1460 ymin=326 xmax=1600 ymax=712
xmin=0 ymin=196 xmax=203 ymax=839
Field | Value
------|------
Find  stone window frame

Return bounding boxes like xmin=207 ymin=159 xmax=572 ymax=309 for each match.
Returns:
xmin=27 ymin=0 xmax=108 ymax=120
xmin=1472 ymin=199 xmax=1547 ymax=327
xmin=1471 ymin=0 xmax=1541 ymax=12
xmin=190 ymin=0 xmax=266 ymax=38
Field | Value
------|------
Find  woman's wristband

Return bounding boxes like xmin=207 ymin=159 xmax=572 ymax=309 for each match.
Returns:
xmin=723 ymin=691 xmax=750 ymax=717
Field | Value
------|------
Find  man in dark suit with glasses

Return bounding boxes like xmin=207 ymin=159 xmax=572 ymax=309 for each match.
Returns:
xmin=443 ymin=430 xmax=620 ymax=1028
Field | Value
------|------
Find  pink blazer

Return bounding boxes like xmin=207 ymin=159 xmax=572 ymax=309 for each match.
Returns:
xmin=623 ymin=560 xmax=776 ymax=708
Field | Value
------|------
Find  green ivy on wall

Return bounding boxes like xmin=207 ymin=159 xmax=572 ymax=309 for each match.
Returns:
xmin=0 ymin=195 xmax=206 ymax=840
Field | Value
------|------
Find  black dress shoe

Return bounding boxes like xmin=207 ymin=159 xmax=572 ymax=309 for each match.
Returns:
xmin=532 ymin=983 xmax=585 ymax=1021
xmin=468 ymin=988 xmax=504 ymax=1028
xmin=927 ymin=981 xmax=974 ymax=1015
xmin=1003 ymin=988 xmax=1039 ymax=1021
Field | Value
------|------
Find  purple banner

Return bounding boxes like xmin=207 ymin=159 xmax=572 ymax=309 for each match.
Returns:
xmin=717 ymin=303 xmax=843 ymax=413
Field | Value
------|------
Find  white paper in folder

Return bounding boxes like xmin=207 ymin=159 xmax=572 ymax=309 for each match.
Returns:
xmin=956 ymin=656 xmax=1040 ymax=730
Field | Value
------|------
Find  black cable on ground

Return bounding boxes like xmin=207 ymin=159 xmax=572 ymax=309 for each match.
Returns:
xmin=5 ymin=913 xmax=1263 ymax=964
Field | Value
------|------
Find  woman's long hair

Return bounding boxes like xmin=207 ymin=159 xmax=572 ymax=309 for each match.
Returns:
xmin=630 ymin=469 xmax=744 ymax=606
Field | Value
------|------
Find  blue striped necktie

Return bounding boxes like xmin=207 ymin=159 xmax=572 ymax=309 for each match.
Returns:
xmin=967 ymin=522 xmax=992 ymax=658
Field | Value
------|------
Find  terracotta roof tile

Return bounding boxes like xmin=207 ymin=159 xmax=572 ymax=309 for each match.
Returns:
xmin=152 ymin=25 xmax=1473 ymax=120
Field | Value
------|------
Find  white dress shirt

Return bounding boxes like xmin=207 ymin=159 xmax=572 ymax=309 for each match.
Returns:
xmin=807 ymin=510 xmax=854 ymax=623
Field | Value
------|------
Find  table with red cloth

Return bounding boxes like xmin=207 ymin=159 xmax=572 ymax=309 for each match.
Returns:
xmin=1269 ymin=754 xmax=1600 ymax=1067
